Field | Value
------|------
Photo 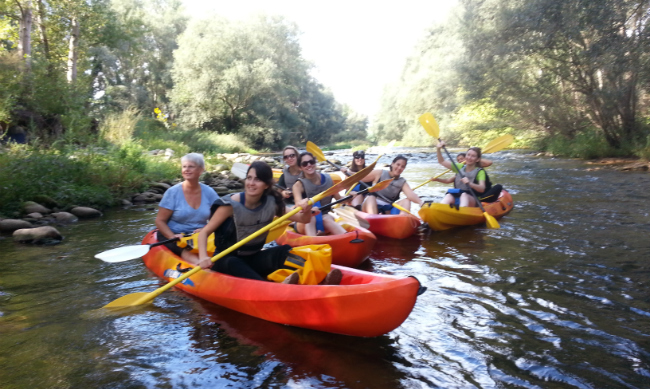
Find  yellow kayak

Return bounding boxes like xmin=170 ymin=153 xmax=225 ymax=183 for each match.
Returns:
xmin=419 ymin=190 xmax=514 ymax=231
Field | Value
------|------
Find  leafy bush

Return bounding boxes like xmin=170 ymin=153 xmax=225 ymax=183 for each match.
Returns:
xmin=0 ymin=143 xmax=179 ymax=215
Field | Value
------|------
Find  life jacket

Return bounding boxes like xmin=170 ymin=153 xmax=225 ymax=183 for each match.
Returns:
xmin=298 ymin=173 xmax=334 ymax=206
xmin=210 ymin=193 xmax=277 ymax=256
xmin=281 ymin=166 xmax=302 ymax=189
xmin=454 ymin=167 xmax=491 ymax=195
xmin=375 ymin=170 xmax=406 ymax=202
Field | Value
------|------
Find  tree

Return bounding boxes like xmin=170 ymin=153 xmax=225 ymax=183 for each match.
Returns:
xmin=460 ymin=0 xmax=650 ymax=150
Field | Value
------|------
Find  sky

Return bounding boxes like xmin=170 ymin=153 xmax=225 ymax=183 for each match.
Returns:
xmin=181 ymin=0 xmax=457 ymax=120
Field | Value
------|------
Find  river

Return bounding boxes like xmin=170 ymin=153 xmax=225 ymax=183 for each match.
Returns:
xmin=0 ymin=149 xmax=649 ymax=388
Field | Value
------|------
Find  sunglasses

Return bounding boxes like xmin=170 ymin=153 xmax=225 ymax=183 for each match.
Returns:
xmin=300 ymin=159 xmax=316 ymax=167
xmin=354 ymin=155 xmax=365 ymax=159
xmin=283 ymin=153 xmax=296 ymax=160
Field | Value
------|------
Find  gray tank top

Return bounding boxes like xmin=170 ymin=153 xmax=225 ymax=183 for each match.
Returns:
xmin=375 ymin=170 xmax=406 ymax=202
xmin=298 ymin=173 xmax=334 ymax=206
xmin=282 ymin=166 xmax=302 ymax=189
xmin=454 ymin=167 xmax=484 ymax=193
xmin=223 ymin=193 xmax=277 ymax=256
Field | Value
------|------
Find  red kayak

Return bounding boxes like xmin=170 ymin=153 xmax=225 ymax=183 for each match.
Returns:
xmin=275 ymin=223 xmax=376 ymax=268
xmin=140 ymin=230 xmax=425 ymax=337
xmin=353 ymin=210 xmax=420 ymax=239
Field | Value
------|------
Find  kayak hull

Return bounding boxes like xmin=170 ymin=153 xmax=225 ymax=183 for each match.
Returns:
xmin=354 ymin=211 xmax=420 ymax=239
xmin=141 ymin=230 xmax=422 ymax=337
xmin=418 ymin=190 xmax=514 ymax=231
xmin=275 ymin=223 xmax=376 ymax=268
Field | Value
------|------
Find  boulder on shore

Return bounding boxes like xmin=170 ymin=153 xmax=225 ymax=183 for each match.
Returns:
xmin=13 ymin=226 xmax=63 ymax=244
xmin=51 ymin=212 xmax=79 ymax=223
xmin=23 ymin=201 xmax=51 ymax=215
xmin=0 ymin=219 xmax=33 ymax=233
xmin=70 ymin=206 xmax=103 ymax=218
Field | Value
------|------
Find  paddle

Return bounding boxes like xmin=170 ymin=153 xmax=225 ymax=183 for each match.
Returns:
xmin=411 ymin=134 xmax=514 ymax=190
xmin=95 ymin=237 xmax=180 ymax=263
xmin=318 ymin=178 xmax=393 ymax=213
xmin=418 ymin=112 xmax=500 ymax=229
xmin=102 ymin=160 xmax=377 ymax=308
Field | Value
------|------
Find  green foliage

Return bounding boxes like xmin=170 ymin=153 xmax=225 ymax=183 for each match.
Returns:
xmin=171 ymin=14 xmax=360 ymax=148
xmin=98 ymin=107 xmax=140 ymax=146
xmin=537 ymin=130 xmax=626 ymax=159
xmin=0 ymin=142 xmax=178 ymax=215
xmin=133 ymin=118 xmax=254 ymax=154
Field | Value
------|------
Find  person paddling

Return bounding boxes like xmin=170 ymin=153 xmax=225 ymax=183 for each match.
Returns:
xmin=197 ymin=161 xmax=342 ymax=285
xmin=339 ymin=150 xmax=374 ymax=210
xmin=292 ymin=152 xmax=347 ymax=236
xmin=362 ymin=155 xmax=423 ymax=215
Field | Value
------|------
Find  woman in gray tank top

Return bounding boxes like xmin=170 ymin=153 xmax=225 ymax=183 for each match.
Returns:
xmin=292 ymin=152 xmax=347 ymax=236
xmin=362 ymin=155 xmax=423 ymax=215
xmin=195 ymin=162 xmax=314 ymax=281
xmin=434 ymin=141 xmax=487 ymax=207
xmin=276 ymin=145 xmax=302 ymax=202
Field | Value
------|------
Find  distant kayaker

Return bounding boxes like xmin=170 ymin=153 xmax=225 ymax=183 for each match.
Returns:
xmin=362 ymin=155 xmax=423 ymax=215
xmin=434 ymin=141 xmax=489 ymax=207
xmin=276 ymin=145 xmax=302 ymax=202
xmin=293 ymin=152 xmax=347 ymax=236
xmin=430 ymin=149 xmax=493 ymax=186
xmin=197 ymin=161 xmax=342 ymax=285
xmin=339 ymin=150 xmax=373 ymax=210
xmin=155 ymin=153 xmax=219 ymax=266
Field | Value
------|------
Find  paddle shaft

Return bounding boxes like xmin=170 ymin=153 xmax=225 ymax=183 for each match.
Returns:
xmin=440 ymin=144 xmax=490 ymax=214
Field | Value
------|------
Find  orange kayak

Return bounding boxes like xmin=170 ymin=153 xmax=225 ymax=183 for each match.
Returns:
xmin=140 ymin=230 xmax=425 ymax=337
xmin=418 ymin=190 xmax=514 ymax=231
xmin=275 ymin=223 xmax=376 ymax=268
xmin=354 ymin=210 xmax=421 ymax=239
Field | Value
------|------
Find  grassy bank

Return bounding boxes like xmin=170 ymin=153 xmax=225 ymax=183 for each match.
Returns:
xmin=0 ymin=112 xmax=258 ymax=218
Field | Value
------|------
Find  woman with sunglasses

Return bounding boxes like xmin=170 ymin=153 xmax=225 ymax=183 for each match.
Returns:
xmin=340 ymin=150 xmax=374 ymax=210
xmin=363 ymin=155 xmax=423 ymax=215
xmin=276 ymin=145 xmax=302 ymax=202
xmin=292 ymin=152 xmax=347 ymax=236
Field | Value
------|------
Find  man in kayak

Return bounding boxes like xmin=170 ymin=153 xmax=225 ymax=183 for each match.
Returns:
xmin=362 ymin=155 xmax=423 ymax=215
xmin=197 ymin=161 xmax=342 ymax=285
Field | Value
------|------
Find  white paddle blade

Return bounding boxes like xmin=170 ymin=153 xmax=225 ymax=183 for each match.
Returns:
xmin=231 ymin=162 xmax=249 ymax=179
xmin=95 ymin=245 xmax=151 ymax=263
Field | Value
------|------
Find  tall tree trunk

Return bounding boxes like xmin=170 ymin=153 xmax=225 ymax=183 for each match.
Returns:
xmin=35 ymin=0 xmax=50 ymax=64
xmin=67 ymin=17 xmax=80 ymax=83
xmin=17 ymin=0 xmax=33 ymax=70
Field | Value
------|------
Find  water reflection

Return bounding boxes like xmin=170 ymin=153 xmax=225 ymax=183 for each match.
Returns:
xmin=1 ymin=152 xmax=649 ymax=388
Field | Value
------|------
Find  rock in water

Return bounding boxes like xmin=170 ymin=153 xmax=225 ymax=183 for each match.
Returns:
xmin=13 ymin=226 xmax=63 ymax=244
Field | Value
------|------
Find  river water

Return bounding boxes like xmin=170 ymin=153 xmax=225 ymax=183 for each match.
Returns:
xmin=1 ymin=150 xmax=649 ymax=389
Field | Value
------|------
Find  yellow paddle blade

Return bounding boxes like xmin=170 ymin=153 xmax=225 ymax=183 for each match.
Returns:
xmin=331 ymin=206 xmax=370 ymax=229
xmin=418 ymin=113 xmax=439 ymax=138
xmin=306 ymin=141 xmax=327 ymax=162
xmin=483 ymin=134 xmax=514 ymax=154
xmin=385 ymin=140 xmax=396 ymax=148
xmin=484 ymin=212 xmax=501 ymax=229
xmin=369 ymin=178 xmax=393 ymax=192
xmin=103 ymin=292 xmax=153 ymax=309
xmin=266 ymin=220 xmax=291 ymax=243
